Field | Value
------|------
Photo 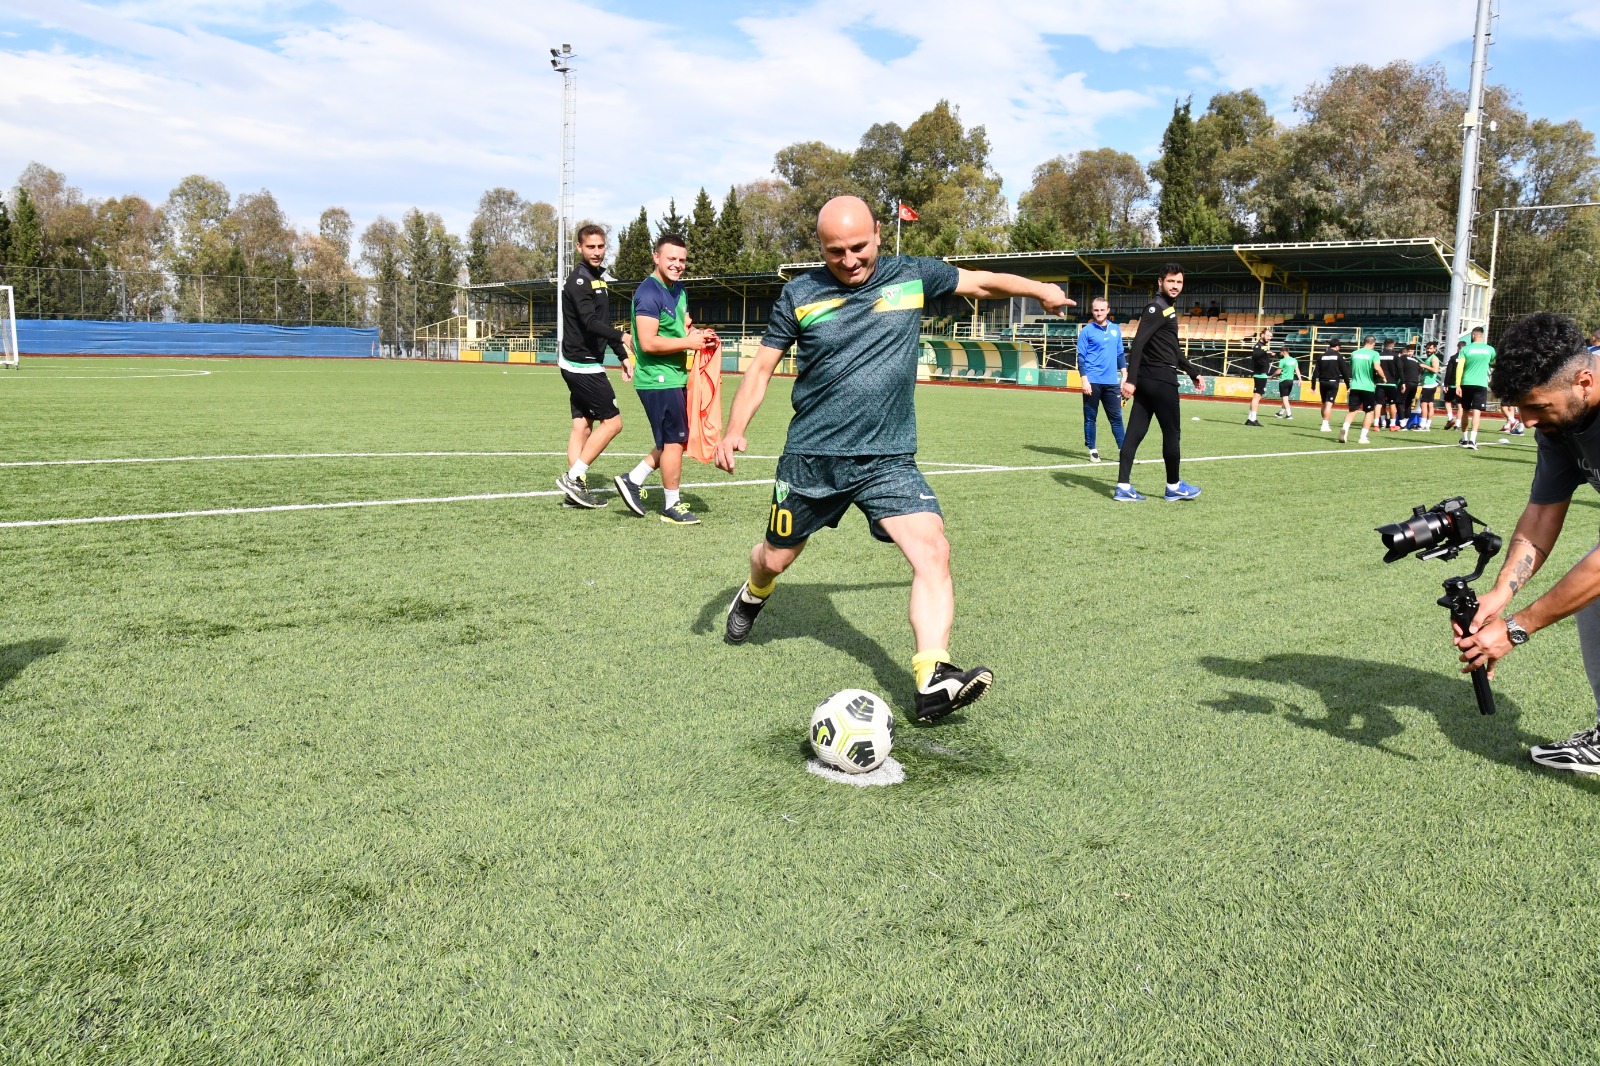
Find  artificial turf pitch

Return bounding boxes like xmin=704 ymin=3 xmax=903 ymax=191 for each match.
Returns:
xmin=2 ymin=357 xmax=1597 ymax=1063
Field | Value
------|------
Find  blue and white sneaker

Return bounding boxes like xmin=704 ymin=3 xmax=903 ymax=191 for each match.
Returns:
xmin=1112 ymin=485 xmax=1146 ymax=502
xmin=1163 ymin=481 xmax=1202 ymax=501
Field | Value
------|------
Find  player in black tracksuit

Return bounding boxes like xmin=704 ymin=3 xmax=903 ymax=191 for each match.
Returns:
xmin=1245 ymin=331 xmax=1274 ymax=427
xmin=1314 ymin=340 xmax=1348 ymax=431
xmin=1375 ymin=339 xmax=1400 ymax=429
xmin=553 ymin=225 xmax=635 ymax=509
xmin=1115 ymin=263 xmax=1205 ymax=501
xmin=1397 ymin=342 xmax=1422 ymax=428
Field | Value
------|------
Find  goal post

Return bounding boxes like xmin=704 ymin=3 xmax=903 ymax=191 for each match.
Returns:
xmin=0 ymin=286 xmax=15 ymax=369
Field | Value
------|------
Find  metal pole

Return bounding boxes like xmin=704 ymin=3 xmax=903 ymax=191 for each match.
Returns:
xmin=1444 ymin=0 xmax=1493 ymax=349
xmin=552 ymin=45 xmax=576 ymax=364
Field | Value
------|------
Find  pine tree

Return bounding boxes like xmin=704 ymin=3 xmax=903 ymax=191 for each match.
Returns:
xmin=1155 ymin=98 xmax=1197 ymax=247
xmin=656 ymin=198 xmax=685 ymax=241
xmin=614 ymin=207 xmax=653 ymax=280
xmin=686 ymin=188 xmax=718 ymax=275
xmin=11 ymin=187 xmax=44 ymax=314
xmin=716 ymin=187 xmax=745 ymax=273
xmin=0 ymin=200 xmax=12 ymax=267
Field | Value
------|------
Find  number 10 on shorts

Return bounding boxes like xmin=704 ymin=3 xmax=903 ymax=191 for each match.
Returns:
xmin=769 ymin=504 xmax=793 ymax=538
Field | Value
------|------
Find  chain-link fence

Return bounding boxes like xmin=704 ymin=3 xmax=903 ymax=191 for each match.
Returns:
xmin=0 ymin=263 xmax=466 ymax=356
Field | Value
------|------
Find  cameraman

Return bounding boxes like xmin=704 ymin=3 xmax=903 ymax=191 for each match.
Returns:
xmin=1456 ymin=312 xmax=1600 ymax=774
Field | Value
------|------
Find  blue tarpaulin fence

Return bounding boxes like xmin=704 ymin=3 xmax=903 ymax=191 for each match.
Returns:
xmin=18 ymin=320 xmax=378 ymax=358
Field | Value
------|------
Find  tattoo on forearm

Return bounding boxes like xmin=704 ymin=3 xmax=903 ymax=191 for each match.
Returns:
xmin=1508 ymin=555 xmax=1534 ymax=594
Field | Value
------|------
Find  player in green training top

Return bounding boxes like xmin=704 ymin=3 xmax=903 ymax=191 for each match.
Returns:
xmin=613 ymin=233 xmax=714 ymax=524
xmin=1338 ymin=336 xmax=1386 ymax=444
xmin=716 ymin=196 xmax=1074 ymax=723
xmin=1456 ymin=326 xmax=1496 ymax=450
xmin=1274 ymin=348 xmax=1302 ymax=420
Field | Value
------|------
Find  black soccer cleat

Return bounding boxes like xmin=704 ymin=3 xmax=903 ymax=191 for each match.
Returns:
xmin=724 ymin=582 xmax=768 ymax=644
xmin=913 ymin=662 xmax=993 ymax=723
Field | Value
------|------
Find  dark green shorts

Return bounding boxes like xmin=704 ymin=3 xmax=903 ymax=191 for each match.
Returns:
xmin=766 ymin=453 xmax=942 ymax=548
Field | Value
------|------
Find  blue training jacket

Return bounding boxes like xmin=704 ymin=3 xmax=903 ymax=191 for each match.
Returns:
xmin=1077 ymin=320 xmax=1126 ymax=386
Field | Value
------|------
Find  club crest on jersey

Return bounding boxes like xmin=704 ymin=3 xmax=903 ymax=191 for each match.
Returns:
xmin=872 ymin=279 xmax=924 ymax=313
xmin=774 ymin=479 xmax=790 ymax=503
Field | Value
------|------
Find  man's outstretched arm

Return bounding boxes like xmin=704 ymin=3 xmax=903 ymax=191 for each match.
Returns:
xmin=954 ymin=269 xmax=1072 ymax=314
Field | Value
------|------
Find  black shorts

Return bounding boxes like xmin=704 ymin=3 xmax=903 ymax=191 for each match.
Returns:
xmin=1316 ymin=378 xmax=1342 ymax=398
xmin=1278 ymin=381 xmax=1293 ymax=398
xmin=766 ymin=453 xmax=941 ymax=548
xmin=1376 ymin=383 xmax=1398 ymax=403
xmin=1252 ymin=377 xmax=1268 ymax=396
xmin=637 ymin=387 xmax=689 ymax=448
xmin=1461 ymin=385 xmax=1489 ymax=412
xmin=1347 ymin=389 xmax=1376 ymax=413
xmin=1442 ymin=387 xmax=1460 ymax=404
xmin=1420 ymin=386 xmax=1437 ymax=404
xmin=562 ymin=368 xmax=620 ymax=421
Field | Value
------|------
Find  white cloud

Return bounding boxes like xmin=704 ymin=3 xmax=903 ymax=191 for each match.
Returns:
xmin=0 ymin=0 xmax=1593 ymax=243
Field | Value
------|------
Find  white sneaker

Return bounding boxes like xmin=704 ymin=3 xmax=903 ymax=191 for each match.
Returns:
xmin=1320 ymin=421 xmax=1331 ymax=432
xmin=1088 ymin=448 xmax=1101 ymax=463
xmin=1530 ymin=725 xmax=1600 ymax=774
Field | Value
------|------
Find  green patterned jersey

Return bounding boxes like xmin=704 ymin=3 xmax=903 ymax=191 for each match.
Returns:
xmin=630 ymin=274 xmax=691 ymax=391
xmin=1277 ymin=355 xmax=1297 ymax=382
xmin=762 ymin=255 xmax=960 ymax=456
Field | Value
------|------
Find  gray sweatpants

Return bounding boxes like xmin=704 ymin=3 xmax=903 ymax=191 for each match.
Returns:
xmin=1578 ymin=595 xmax=1600 ymax=723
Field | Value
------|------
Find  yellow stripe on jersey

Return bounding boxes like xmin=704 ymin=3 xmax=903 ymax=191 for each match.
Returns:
xmin=796 ymin=298 xmax=847 ymax=329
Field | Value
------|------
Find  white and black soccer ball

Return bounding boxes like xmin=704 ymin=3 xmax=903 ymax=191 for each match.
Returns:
xmin=809 ymin=689 xmax=894 ymax=774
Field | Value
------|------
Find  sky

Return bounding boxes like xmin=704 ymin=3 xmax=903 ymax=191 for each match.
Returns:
xmin=0 ymin=0 xmax=1596 ymax=243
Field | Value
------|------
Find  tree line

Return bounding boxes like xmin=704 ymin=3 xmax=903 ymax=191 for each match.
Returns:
xmin=3 ymin=59 xmax=1595 ymax=334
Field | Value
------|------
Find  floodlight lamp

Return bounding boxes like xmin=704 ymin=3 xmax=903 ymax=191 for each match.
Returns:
xmin=550 ymin=48 xmax=560 ymax=57
xmin=561 ymin=43 xmax=572 ymax=53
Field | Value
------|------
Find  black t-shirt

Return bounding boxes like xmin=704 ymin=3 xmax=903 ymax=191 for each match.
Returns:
xmin=1400 ymin=353 xmax=1421 ymax=385
xmin=1376 ymin=350 xmax=1398 ymax=386
xmin=1530 ymin=409 xmax=1600 ymax=504
xmin=1316 ymin=347 xmax=1346 ymax=381
xmin=1249 ymin=344 xmax=1273 ymax=377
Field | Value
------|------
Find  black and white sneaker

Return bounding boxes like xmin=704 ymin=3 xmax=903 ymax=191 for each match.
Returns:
xmin=556 ymin=473 xmax=605 ymax=508
xmin=1458 ymin=437 xmax=1471 ymax=448
xmin=1088 ymin=448 xmax=1100 ymax=463
xmin=1530 ymin=725 xmax=1600 ymax=774
xmin=913 ymin=662 xmax=993 ymax=723
xmin=724 ymin=582 xmax=767 ymax=644
xmin=612 ymin=474 xmax=647 ymax=517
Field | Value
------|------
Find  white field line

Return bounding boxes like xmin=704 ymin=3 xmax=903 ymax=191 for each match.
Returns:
xmin=0 ymin=451 xmax=793 ymax=469
xmin=0 ymin=442 xmax=1460 ymax=530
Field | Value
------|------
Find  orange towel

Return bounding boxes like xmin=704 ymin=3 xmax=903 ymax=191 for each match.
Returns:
xmin=686 ymin=334 xmax=723 ymax=464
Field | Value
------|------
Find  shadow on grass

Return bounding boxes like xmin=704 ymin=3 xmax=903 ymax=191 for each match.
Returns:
xmin=0 ymin=639 xmax=65 ymax=692
xmin=694 ymin=581 xmax=911 ymax=700
xmin=1023 ymin=444 xmax=1080 ymax=460
xmin=1051 ymin=470 xmax=1114 ymax=498
xmin=1200 ymin=652 xmax=1600 ymax=790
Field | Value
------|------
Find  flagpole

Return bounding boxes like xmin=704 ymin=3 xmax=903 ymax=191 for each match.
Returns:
xmin=896 ymin=206 xmax=901 ymax=257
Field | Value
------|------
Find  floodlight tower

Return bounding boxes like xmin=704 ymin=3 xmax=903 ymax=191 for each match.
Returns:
xmin=551 ymin=43 xmax=576 ymax=359
xmin=1444 ymin=0 xmax=1493 ymax=350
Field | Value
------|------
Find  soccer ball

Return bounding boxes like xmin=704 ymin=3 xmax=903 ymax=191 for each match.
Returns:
xmin=809 ymin=689 xmax=894 ymax=774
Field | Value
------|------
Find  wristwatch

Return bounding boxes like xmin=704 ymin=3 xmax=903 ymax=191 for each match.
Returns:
xmin=1505 ymin=615 xmax=1531 ymax=646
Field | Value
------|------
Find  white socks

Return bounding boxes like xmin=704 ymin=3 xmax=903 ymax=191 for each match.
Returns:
xmin=567 ymin=459 xmax=589 ymax=479
xmin=665 ymin=488 xmax=681 ymax=508
xmin=627 ymin=460 xmax=653 ymax=486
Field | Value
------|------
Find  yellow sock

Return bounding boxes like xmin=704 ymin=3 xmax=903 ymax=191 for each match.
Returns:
xmin=912 ymin=649 xmax=949 ymax=688
xmin=748 ymin=576 xmax=775 ymax=599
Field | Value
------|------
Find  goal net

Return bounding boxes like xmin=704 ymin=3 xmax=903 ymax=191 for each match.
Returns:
xmin=1489 ymin=203 xmax=1600 ymax=343
xmin=0 ymin=286 xmax=15 ymax=368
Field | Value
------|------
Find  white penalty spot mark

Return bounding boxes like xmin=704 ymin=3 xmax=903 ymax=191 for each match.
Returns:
xmin=806 ymin=757 xmax=905 ymax=787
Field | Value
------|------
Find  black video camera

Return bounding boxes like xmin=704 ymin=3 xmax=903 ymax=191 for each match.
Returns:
xmin=1378 ymin=498 xmax=1502 ymax=715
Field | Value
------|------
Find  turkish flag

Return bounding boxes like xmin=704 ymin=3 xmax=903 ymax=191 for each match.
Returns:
xmin=897 ymin=203 xmax=919 ymax=222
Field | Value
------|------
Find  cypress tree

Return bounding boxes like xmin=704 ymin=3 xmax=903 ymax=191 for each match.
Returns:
xmin=716 ymin=187 xmax=745 ymax=273
xmin=1156 ymin=98 xmax=1197 ymax=246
